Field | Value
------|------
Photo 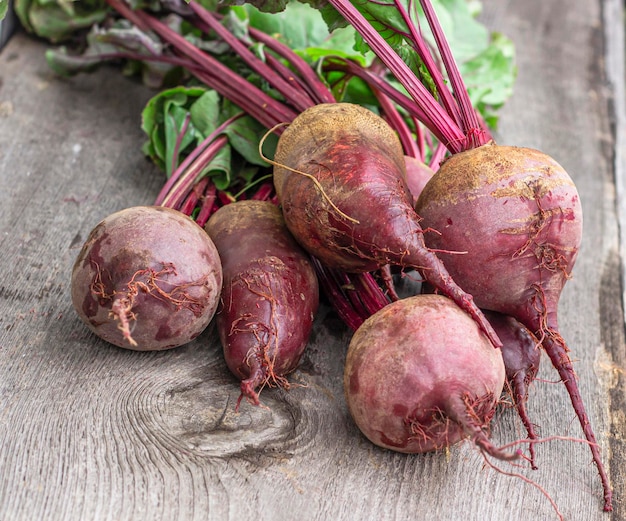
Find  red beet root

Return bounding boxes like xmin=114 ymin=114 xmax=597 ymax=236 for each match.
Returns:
xmin=404 ymin=155 xmax=435 ymax=204
xmin=485 ymin=310 xmax=541 ymax=469
xmin=205 ymin=200 xmax=319 ymax=407
xmin=71 ymin=206 xmax=223 ymax=351
xmin=272 ymin=103 xmax=501 ymax=348
xmin=415 ymin=142 xmax=612 ymax=511
xmin=344 ymin=294 xmax=514 ymax=459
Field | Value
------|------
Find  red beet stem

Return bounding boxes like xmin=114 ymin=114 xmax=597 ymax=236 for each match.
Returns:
xmin=418 ymin=0 xmax=486 ymax=148
xmin=392 ymin=0 xmax=462 ymax=129
xmin=187 ymin=3 xmax=316 ymax=113
xmin=325 ymin=0 xmax=466 ymax=152
xmin=311 ymin=258 xmax=367 ymax=331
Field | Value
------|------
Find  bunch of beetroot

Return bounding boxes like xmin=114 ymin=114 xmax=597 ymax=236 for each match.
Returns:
xmin=66 ymin=0 xmax=612 ymax=514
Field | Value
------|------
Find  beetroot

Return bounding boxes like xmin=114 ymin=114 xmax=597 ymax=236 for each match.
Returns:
xmin=344 ymin=294 xmax=514 ymax=459
xmin=404 ymin=155 xmax=435 ymax=204
xmin=415 ymin=142 xmax=612 ymax=511
xmin=205 ymin=200 xmax=319 ymax=407
xmin=71 ymin=206 xmax=223 ymax=351
xmin=485 ymin=310 xmax=541 ymax=469
xmin=272 ymin=102 xmax=501 ymax=348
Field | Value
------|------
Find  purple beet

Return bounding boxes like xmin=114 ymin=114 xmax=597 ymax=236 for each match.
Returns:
xmin=71 ymin=205 xmax=222 ymax=351
xmin=415 ymin=142 xmax=612 ymax=511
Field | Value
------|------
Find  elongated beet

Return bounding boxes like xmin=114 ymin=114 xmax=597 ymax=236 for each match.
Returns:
xmin=71 ymin=206 xmax=223 ymax=351
xmin=205 ymin=200 xmax=319 ymax=407
xmin=415 ymin=142 xmax=612 ymax=511
xmin=272 ymin=103 xmax=500 ymax=348
xmin=344 ymin=294 xmax=514 ymax=460
xmin=485 ymin=310 xmax=541 ymax=469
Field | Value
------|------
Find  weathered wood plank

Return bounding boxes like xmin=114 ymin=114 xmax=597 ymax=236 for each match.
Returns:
xmin=0 ymin=0 xmax=624 ymax=519
xmin=602 ymin=1 xmax=626 ymax=519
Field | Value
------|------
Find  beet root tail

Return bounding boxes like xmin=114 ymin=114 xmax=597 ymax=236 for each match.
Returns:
xmin=235 ymin=367 xmax=265 ymax=411
xmin=541 ymin=328 xmax=613 ymax=512
xmin=110 ymin=295 xmax=138 ymax=347
xmin=448 ymin=393 xmax=518 ymax=462
xmin=234 ymin=350 xmax=291 ymax=411
xmin=473 ymin=435 xmax=520 ymax=462
xmin=510 ymin=374 xmax=540 ymax=470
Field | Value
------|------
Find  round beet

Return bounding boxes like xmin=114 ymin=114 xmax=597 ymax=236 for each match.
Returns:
xmin=416 ymin=144 xmax=582 ymax=322
xmin=344 ymin=294 xmax=514 ymax=460
xmin=71 ymin=205 xmax=223 ymax=351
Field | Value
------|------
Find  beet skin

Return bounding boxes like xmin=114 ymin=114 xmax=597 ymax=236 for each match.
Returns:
xmin=485 ymin=310 xmax=541 ymax=469
xmin=71 ymin=206 xmax=223 ymax=351
xmin=272 ymin=103 xmax=501 ymax=349
xmin=344 ymin=295 xmax=513 ymax=460
xmin=205 ymin=200 xmax=319 ymax=407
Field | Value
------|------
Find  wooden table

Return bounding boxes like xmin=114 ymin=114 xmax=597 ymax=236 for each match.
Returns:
xmin=1 ymin=0 xmax=624 ymax=519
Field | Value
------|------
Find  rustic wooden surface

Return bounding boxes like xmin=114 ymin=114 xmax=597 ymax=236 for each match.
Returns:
xmin=0 ymin=0 xmax=625 ymax=519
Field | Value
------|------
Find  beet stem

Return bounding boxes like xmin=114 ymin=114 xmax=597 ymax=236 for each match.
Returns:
xmin=322 ymin=57 xmax=456 ymax=148
xmin=311 ymin=258 xmax=367 ymax=330
xmin=392 ymin=0 xmax=462 ymax=128
xmin=105 ymin=0 xmax=299 ymax=127
xmin=418 ymin=0 xmax=487 ymax=149
xmin=194 ymin=183 xmax=217 ymax=227
xmin=187 ymin=3 xmax=316 ymax=113
xmin=196 ymin=11 xmax=336 ymax=105
xmin=246 ymin=25 xmax=336 ymax=104
xmin=325 ymin=0 xmax=466 ymax=152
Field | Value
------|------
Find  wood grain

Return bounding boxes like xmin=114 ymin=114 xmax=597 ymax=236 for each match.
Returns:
xmin=0 ymin=0 xmax=624 ymax=519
